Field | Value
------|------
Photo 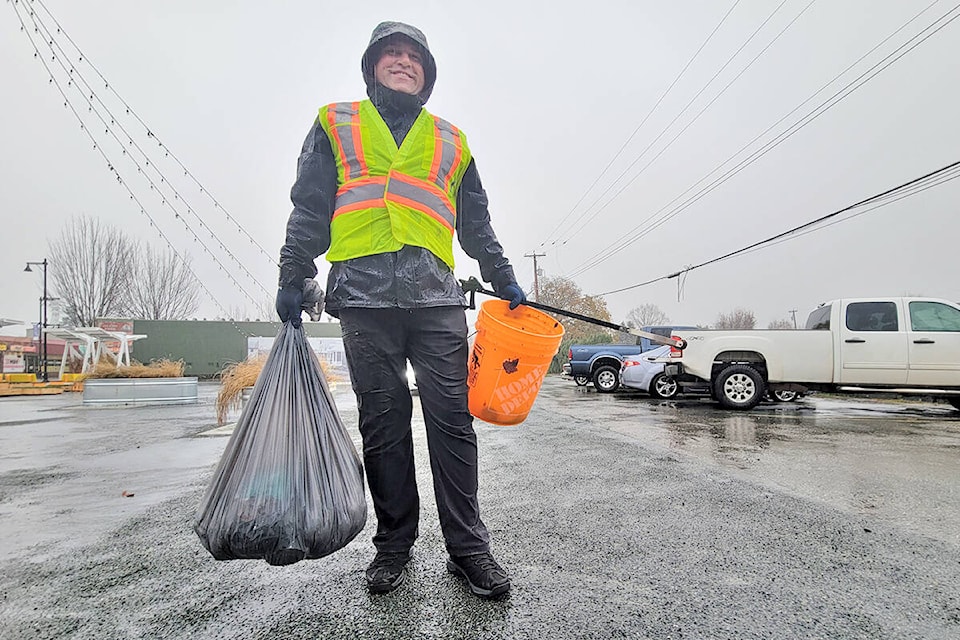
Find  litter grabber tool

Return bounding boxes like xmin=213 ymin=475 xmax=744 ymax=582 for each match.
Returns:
xmin=459 ymin=277 xmax=687 ymax=351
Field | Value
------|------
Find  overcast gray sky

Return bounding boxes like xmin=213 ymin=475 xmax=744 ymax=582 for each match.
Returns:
xmin=2 ymin=0 xmax=958 ymax=335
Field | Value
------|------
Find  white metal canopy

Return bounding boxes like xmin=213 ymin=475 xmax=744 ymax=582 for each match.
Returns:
xmin=43 ymin=327 xmax=148 ymax=377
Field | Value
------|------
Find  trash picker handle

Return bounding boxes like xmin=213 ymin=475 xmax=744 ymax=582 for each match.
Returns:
xmin=458 ymin=277 xmax=686 ymax=350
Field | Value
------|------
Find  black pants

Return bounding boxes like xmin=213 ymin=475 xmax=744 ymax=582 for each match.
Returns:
xmin=339 ymin=307 xmax=490 ymax=556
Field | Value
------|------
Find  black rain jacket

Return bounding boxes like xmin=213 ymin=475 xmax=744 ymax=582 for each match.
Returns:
xmin=278 ymin=85 xmax=518 ymax=318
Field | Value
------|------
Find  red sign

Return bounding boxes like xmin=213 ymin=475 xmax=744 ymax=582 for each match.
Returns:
xmin=97 ymin=320 xmax=134 ymax=355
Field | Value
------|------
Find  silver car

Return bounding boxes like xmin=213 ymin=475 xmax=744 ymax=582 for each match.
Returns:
xmin=619 ymin=345 xmax=681 ymax=399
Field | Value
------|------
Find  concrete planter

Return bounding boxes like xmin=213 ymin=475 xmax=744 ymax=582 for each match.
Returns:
xmin=83 ymin=377 xmax=199 ymax=406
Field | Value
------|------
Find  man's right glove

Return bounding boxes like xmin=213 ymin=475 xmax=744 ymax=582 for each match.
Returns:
xmin=276 ymin=285 xmax=304 ymax=327
xmin=498 ymin=282 xmax=527 ymax=310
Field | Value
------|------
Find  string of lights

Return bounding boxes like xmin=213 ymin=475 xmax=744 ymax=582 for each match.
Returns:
xmin=18 ymin=1 xmax=274 ymax=304
xmin=8 ymin=0 xmax=264 ymax=337
xmin=31 ymin=0 xmax=280 ymax=270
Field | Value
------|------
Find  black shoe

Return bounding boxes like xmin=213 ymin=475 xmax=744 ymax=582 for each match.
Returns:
xmin=366 ymin=550 xmax=411 ymax=594
xmin=447 ymin=552 xmax=511 ymax=599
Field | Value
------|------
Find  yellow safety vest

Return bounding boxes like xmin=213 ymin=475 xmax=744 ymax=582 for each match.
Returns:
xmin=318 ymin=100 xmax=472 ymax=268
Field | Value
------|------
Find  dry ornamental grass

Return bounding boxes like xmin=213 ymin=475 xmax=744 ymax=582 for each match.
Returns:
xmin=216 ymin=355 xmax=268 ymax=425
xmin=215 ymin=353 xmax=342 ymax=425
xmin=83 ymin=359 xmax=185 ymax=379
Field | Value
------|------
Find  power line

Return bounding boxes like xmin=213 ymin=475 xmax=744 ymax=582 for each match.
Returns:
xmin=569 ymin=0 xmax=955 ymax=278
xmin=732 ymin=164 xmax=960 ymax=257
xmin=593 ymin=159 xmax=960 ymax=297
xmin=538 ymin=0 xmax=742 ymax=249
xmin=567 ymin=1 xmax=958 ymax=279
xmin=554 ymin=0 xmax=807 ymax=249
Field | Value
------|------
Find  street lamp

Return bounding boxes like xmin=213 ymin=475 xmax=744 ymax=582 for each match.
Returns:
xmin=24 ymin=259 xmax=50 ymax=382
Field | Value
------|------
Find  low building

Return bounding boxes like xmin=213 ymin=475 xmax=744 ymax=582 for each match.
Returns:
xmin=102 ymin=319 xmax=344 ymax=378
xmin=0 ymin=335 xmax=66 ymax=375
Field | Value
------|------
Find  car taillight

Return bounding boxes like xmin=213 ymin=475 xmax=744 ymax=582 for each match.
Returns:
xmin=622 ymin=359 xmax=642 ymax=368
xmin=568 ymin=348 xmax=573 ymax=360
xmin=669 ymin=336 xmax=683 ymax=358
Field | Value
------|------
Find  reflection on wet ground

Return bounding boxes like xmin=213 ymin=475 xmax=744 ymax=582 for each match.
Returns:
xmin=545 ymin=378 xmax=960 ymax=546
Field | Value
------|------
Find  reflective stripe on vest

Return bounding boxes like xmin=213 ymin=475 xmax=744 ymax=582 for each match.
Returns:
xmin=334 ymin=176 xmax=386 ymax=215
xmin=319 ymin=100 xmax=472 ymax=267
xmin=386 ymin=172 xmax=455 ymax=230
xmin=325 ymin=102 xmax=366 ymax=181
xmin=429 ymin=118 xmax=463 ymax=193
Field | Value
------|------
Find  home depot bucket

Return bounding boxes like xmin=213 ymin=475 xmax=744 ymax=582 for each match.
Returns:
xmin=467 ymin=300 xmax=565 ymax=426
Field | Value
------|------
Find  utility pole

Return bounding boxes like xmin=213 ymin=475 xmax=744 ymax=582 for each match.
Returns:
xmin=524 ymin=252 xmax=546 ymax=302
xmin=789 ymin=309 xmax=798 ymax=329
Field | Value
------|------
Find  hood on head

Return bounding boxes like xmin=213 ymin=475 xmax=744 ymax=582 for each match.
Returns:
xmin=361 ymin=21 xmax=437 ymax=104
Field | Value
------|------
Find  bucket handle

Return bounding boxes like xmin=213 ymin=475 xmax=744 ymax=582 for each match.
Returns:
xmin=459 ymin=277 xmax=686 ymax=350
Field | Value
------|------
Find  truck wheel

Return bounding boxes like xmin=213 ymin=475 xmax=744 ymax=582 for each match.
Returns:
xmin=574 ymin=375 xmax=589 ymax=387
xmin=714 ymin=364 xmax=765 ymax=410
xmin=649 ymin=373 xmax=679 ymax=399
xmin=593 ymin=365 xmax=620 ymax=393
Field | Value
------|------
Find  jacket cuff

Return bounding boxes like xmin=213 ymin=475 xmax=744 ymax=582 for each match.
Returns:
xmin=278 ymin=264 xmax=305 ymax=290
xmin=489 ymin=269 xmax=518 ymax=294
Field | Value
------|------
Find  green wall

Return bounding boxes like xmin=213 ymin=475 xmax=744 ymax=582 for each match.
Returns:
xmin=124 ymin=319 xmax=343 ymax=377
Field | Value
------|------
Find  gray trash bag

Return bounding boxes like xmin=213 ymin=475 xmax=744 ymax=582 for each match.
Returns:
xmin=194 ymin=322 xmax=366 ymax=566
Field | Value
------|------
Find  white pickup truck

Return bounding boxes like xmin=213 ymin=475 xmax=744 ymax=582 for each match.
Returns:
xmin=662 ymin=297 xmax=960 ymax=411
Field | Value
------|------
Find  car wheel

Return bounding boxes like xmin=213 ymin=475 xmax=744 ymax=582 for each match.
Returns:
xmin=574 ymin=375 xmax=589 ymax=387
xmin=770 ymin=389 xmax=798 ymax=402
xmin=649 ymin=373 xmax=679 ymax=399
xmin=593 ymin=365 xmax=620 ymax=393
xmin=713 ymin=364 xmax=765 ymax=410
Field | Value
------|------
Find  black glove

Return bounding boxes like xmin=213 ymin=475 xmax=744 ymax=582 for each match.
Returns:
xmin=276 ymin=286 xmax=304 ymax=327
xmin=498 ymin=282 xmax=527 ymax=310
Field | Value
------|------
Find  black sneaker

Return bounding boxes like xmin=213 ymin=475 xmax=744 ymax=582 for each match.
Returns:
xmin=447 ymin=552 xmax=511 ymax=599
xmin=365 ymin=550 xmax=412 ymax=594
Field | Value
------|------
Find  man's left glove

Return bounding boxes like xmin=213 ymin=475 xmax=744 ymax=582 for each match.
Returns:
xmin=497 ymin=282 xmax=527 ymax=310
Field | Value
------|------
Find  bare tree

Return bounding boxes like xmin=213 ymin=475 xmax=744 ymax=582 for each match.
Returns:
xmin=715 ymin=307 xmax=756 ymax=329
xmin=48 ymin=216 xmax=135 ymax=326
xmin=256 ymin=295 xmax=277 ymax=322
xmin=212 ymin=304 xmax=247 ymax=321
xmin=125 ymin=245 xmax=200 ymax=320
xmin=767 ymin=318 xmax=794 ymax=329
xmin=537 ymin=274 xmax=614 ymax=372
xmin=624 ymin=303 xmax=669 ymax=328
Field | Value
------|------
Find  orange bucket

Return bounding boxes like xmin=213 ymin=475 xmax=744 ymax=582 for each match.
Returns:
xmin=467 ymin=299 xmax=564 ymax=426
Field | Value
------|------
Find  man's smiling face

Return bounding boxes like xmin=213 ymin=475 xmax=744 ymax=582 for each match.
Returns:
xmin=374 ymin=37 xmax=425 ymax=96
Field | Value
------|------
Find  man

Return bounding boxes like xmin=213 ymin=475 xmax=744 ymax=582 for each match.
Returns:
xmin=276 ymin=21 xmax=525 ymax=600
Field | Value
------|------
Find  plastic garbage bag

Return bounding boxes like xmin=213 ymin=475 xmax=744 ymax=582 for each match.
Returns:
xmin=194 ymin=322 xmax=366 ymax=566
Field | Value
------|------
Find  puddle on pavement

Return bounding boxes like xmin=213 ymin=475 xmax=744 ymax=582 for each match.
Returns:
xmin=588 ymin=391 xmax=960 ymax=546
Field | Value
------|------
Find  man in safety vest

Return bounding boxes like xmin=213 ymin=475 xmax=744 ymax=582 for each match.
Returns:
xmin=276 ymin=21 xmax=525 ymax=599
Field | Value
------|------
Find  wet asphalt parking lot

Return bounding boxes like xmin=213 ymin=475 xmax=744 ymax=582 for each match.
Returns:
xmin=0 ymin=376 xmax=958 ymax=639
